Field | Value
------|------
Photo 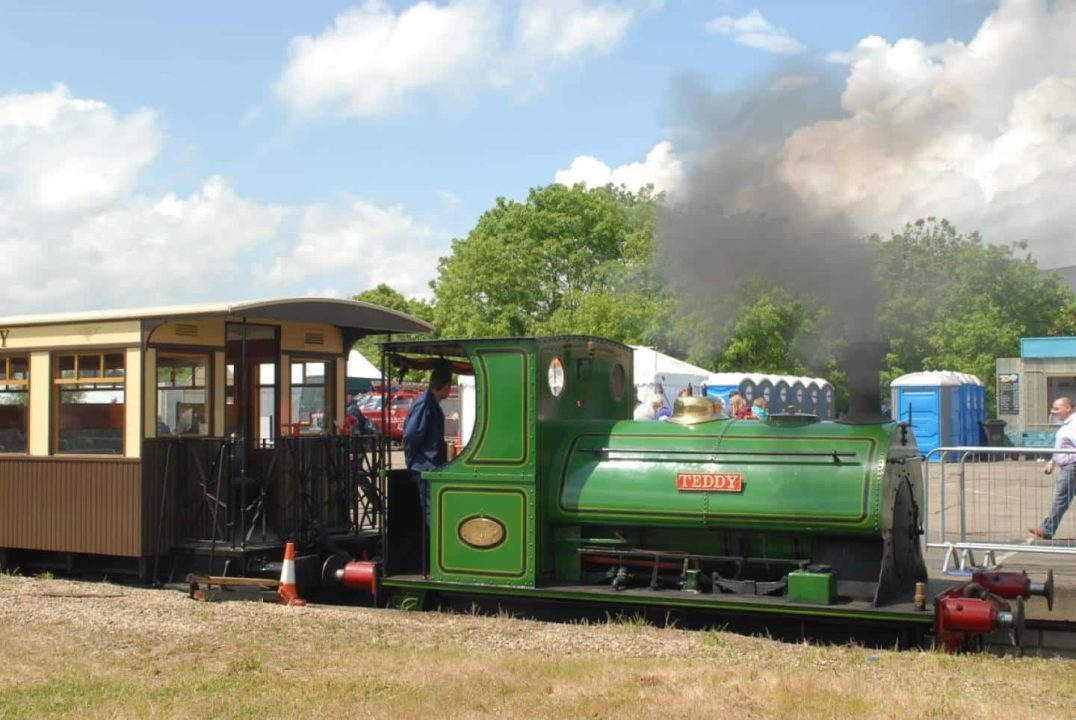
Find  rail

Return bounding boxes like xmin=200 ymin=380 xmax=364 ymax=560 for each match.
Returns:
xmin=923 ymin=445 xmax=1076 ymax=573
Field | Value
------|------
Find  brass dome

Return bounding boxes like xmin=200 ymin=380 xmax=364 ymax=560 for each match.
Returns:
xmin=667 ymin=395 xmax=725 ymax=425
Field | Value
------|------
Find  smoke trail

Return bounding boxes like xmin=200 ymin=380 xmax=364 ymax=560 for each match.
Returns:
xmin=657 ymin=62 xmax=881 ymax=351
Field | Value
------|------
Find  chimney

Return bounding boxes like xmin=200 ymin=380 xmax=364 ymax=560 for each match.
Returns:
xmin=838 ymin=341 xmax=890 ymax=425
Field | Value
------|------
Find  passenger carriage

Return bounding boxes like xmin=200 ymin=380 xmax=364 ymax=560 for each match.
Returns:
xmin=0 ymin=298 xmax=430 ymax=580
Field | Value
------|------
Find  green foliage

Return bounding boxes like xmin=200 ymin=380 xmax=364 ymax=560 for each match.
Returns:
xmin=708 ymin=285 xmax=821 ymax=374
xmin=350 ymin=284 xmax=435 ymax=373
xmin=873 ymin=218 xmax=1076 ymax=405
xmin=432 ymin=183 xmax=672 ymax=340
xmin=352 ymin=283 xmax=434 ymax=325
xmin=355 ymin=201 xmax=1075 ymax=418
xmin=687 ymin=284 xmax=851 ymax=410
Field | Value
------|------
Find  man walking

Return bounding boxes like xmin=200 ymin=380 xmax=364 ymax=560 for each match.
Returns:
xmin=1030 ymin=396 xmax=1076 ymax=540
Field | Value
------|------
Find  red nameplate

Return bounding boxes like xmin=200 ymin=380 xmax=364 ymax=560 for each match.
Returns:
xmin=676 ymin=472 xmax=743 ymax=492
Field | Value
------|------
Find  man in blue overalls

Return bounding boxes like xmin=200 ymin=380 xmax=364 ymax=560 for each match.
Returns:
xmin=403 ymin=364 xmax=452 ymax=523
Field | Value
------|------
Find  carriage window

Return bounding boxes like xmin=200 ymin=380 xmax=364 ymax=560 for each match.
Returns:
xmin=224 ymin=361 xmax=278 ymax=443
xmin=225 ymin=363 xmax=238 ymax=435
xmin=53 ymin=352 xmax=125 ymax=454
xmin=290 ymin=359 xmax=330 ymax=435
xmin=0 ymin=356 xmax=29 ymax=453
xmin=258 ymin=362 xmax=277 ymax=445
xmin=157 ymin=353 xmax=209 ymax=435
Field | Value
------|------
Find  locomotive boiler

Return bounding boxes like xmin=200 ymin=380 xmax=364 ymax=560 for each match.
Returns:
xmin=551 ymin=394 xmax=927 ymax=606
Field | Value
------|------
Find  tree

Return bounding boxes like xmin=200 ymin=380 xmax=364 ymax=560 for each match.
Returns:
xmin=708 ymin=286 xmax=820 ymax=374
xmin=694 ymin=285 xmax=852 ymax=411
xmin=873 ymin=218 xmax=1076 ymax=405
xmin=432 ymin=183 xmax=671 ymax=340
xmin=351 ymin=284 xmax=434 ymax=369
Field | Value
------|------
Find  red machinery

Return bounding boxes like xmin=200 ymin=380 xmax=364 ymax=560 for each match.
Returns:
xmin=934 ymin=570 xmax=1054 ymax=653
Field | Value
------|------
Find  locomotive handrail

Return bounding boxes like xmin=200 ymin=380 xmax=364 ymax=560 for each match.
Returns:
xmin=578 ymin=447 xmax=857 ymax=460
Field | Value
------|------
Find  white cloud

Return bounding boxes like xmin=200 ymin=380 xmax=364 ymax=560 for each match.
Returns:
xmin=0 ymin=87 xmax=450 ymax=314
xmin=705 ymin=10 xmax=805 ymax=55
xmin=276 ymin=0 xmax=500 ymax=117
xmin=555 ymin=141 xmax=684 ymax=196
xmin=253 ymin=198 xmax=443 ymax=299
xmin=277 ymin=0 xmax=638 ymax=116
xmin=0 ymin=85 xmax=160 ymax=213
xmin=775 ymin=0 xmax=1076 ymax=267
xmin=515 ymin=0 xmax=634 ymax=61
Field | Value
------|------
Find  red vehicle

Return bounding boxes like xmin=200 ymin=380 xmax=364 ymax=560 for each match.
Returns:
xmin=359 ymin=389 xmax=419 ymax=441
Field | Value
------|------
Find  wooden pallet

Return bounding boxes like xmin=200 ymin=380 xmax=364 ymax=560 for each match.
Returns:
xmin=186 ymin=574 xmax=278 ymax=601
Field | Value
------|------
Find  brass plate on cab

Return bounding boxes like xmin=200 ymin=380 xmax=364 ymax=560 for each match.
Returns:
xmin=458 ymin=516 xmax=507 ymax=549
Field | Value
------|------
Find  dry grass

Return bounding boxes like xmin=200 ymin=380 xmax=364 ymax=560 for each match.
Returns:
xmin=0 ymin=575 xmax=1073 ymax=719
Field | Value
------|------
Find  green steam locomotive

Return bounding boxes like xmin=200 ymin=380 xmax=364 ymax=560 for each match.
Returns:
xmin=335 ymin=336 xmax=1044 ymax=649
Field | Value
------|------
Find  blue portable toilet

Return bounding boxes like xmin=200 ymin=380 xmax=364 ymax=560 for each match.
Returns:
xmin=803 ymin=381 xmax=821 ymax=415
xmin=959 ymin=374 xmax=985 ymax=445
xmin=791 ymin=380 xmax=807 ymax=413
xmin=972 ymin=380 xmax=985 ymax=443
xmin=704 ymin=372 xmax=746 ymax=406
xmin=757 ymin=378 xmax=774 ymax=411
xmin=820 ymin=382 xmax=835 ymax=419
xmin=890 ymin=371 xmax=984 ymax=460
xmin=740 ymin=376 xmax=759 ymax=405
xmin=774 ymin=378 xmax=791 ymax=413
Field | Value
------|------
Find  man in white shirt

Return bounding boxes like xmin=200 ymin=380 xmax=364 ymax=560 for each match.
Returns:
xmin=633 ymin=395 xmax=655 ymax=420
xmin=1030 ymin=396 xmax=1076 ymax=540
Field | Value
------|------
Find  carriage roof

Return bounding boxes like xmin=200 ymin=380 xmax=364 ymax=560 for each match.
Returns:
xmin=0 ymin=296 xmax=433 ymax=336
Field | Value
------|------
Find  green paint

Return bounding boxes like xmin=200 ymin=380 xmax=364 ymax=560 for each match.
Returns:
xmin=468 ymin=349 xmax=530 ymax=465
xmin=434 ymin=486 xmax=533 ymax=584
xmin=788 ymin=569 xmax=837 ymax=605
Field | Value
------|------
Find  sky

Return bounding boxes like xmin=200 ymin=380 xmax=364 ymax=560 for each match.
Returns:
xmin=1 ymin=0 xmax=1074 ymax=316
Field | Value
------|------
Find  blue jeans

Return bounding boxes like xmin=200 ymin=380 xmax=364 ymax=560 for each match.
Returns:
xmin=1042 ymin=464 xmax=1076 ymax=538
xmin=411 ymin=471 xmax=430 ymax=525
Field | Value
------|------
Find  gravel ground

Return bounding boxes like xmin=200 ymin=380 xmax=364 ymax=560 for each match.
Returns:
xmin=4 ymin=573 xmax=1076 ymax=720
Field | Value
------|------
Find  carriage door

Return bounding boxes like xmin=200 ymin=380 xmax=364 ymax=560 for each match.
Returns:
xmin=225 ymin=323 xmax=280 ymax=448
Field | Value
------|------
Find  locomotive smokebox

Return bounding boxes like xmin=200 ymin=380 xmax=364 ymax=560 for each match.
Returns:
xmin=839 ymin=341 xmax=890 ymax=425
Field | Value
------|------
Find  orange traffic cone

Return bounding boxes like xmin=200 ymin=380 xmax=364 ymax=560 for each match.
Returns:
xmin=277 ymin=541 xmax=307 ymax=607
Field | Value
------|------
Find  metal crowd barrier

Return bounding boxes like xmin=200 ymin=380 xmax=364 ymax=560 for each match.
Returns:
xmin=922 ymin=445 xmax=1076 ymax=573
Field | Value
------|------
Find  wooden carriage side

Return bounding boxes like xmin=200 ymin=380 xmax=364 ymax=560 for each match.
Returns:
xmin=0 ymin=298 xmax=430 ymax=579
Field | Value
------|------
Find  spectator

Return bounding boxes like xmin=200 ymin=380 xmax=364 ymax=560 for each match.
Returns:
xmin=729 ymin=394 xmax=752 ymax=419
xmin=1030 ymin=396 xmax=1076 ymax=540
xmin=346 ymin=391 xmax=378 ymax=447
xmin=344 ymin=392 xmax=364 ymax=430
xmin=633 ymin=395 xmax=655 ymax=420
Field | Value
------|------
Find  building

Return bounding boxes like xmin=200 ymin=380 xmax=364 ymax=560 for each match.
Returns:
xmin=996 ymin=337 xmax=1076 ymax=445
xmin=1044 ymin=264 xmax=1076 ymax=294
